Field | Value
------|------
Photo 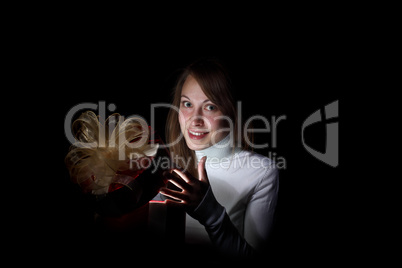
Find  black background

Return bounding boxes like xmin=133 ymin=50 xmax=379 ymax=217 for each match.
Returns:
xmin=32 ymin=27 xmax=351 ymax=265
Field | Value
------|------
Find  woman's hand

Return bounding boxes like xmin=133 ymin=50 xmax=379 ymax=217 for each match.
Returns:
xmin=159 ymin=156 xmax=209 ymax=212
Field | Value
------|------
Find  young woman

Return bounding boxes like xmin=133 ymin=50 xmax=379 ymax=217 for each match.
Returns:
xmin=159 ymin=58 xmax=279 ymax=257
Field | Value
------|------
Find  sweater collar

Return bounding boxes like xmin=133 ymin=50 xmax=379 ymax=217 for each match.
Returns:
xmin=194 ymin=134 xmax=241 ymax=163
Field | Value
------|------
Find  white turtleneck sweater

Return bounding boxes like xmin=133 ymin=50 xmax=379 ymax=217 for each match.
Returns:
xmin=185 ymin=135 xmax=279 ymax=255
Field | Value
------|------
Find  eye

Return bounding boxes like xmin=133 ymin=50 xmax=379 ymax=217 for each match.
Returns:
xmin=205 ymin=104 xmax=217 ymax=111
xmin=182 ymin=101 xmax=192 ymax=108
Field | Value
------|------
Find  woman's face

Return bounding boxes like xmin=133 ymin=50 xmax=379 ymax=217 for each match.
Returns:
xmin=179 ymin=75 xmax=228 ymax=151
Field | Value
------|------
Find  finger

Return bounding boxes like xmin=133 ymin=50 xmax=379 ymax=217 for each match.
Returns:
xmin=198 ymin=156 xmax=208 ymax=182
xmin=164 ymin=199 xmax=185 ymax=208
xmin=162 ymin=170 xmax=173 ymax=184
xmin=162 ymin=170 xmax=178 ymax=184
xmin=171 ymin=168 xmax=192 ymax=183
xmin=168 ymin=175 xmax=192 ymax=192
xmin=159 ymin=187 xmax=189 ymax=202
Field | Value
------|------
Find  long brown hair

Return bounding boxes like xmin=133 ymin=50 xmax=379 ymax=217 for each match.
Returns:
xmin=166 ymin=58 xmax=249 ymax=177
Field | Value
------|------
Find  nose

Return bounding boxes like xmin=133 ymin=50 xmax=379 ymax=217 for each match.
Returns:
xmin=190 ymin=108 xmax=204 ymax=127
xmin=191 ymin=117 xmax=204 ymax=127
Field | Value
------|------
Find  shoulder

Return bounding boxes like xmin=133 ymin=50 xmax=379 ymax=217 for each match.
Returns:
xmin=231 ymin=150 xmax=279 ymax=184
xmin=233 ymin=150 xmax=277 ymax=171
xmin=226 ymin=151 xmax=279 ymax=204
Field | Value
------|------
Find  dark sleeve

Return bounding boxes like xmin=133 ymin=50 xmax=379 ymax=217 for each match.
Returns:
xmin=188 ymin=186 xmax=256 ymax=258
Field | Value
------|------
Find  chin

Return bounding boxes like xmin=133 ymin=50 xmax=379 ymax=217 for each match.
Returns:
xmin=184 ymin=137 xmax=211 ymax=151
xmin=186 ymin=141 xmax=211 ymax=151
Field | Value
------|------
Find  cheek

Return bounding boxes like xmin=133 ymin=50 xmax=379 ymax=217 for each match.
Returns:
xmin=178 ymin=110 xmax=188 ymax=129
xmin=209 ymin=115 xmax=226 ymax=131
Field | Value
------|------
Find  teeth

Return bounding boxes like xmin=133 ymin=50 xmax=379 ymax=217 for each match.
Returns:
xmin=189 ymin=130 xmax=208 ymax=136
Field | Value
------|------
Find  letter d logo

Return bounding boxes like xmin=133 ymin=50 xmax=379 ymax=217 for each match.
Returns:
xmin=302 ymin=100 xmax=339 ymax=167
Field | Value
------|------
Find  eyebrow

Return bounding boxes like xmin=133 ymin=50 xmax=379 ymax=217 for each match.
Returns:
xmin=181 ymin=95 xmax=211 ymax=103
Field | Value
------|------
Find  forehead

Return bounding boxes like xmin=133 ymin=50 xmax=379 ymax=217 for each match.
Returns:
xmin=181 ymin=75 xmax=208 ymax=100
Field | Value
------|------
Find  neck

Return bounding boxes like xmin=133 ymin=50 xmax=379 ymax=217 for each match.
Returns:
xmin=194 ymin=134 xmax=240 ymax=162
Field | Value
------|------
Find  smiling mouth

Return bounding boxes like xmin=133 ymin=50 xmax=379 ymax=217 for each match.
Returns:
xmin=188 ymin=130 xmax=209 ymax=140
